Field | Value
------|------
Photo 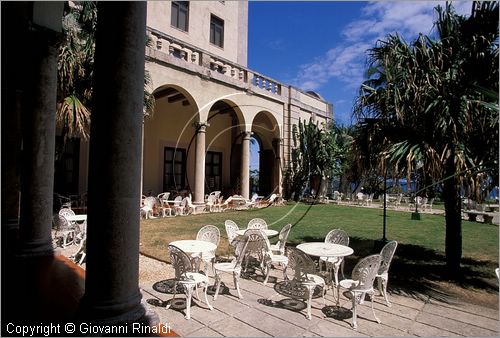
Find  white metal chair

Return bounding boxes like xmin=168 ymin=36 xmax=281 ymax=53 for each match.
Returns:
xmin=247 ymin=217 xmax=268 ymax=230
xmin=141 ymin=196 xmax=160 ymax=219
xmin=319 ymin=229 xmax=349 ymax=290
xmin=376 ymin=240 xmax=398 ymax=307
xmin=337 ymin=254 xmax=382 ymax=329
xmin=167 ymin=244 xmax=213 ymax=320
xmin=224 ymin=219 xmax=240 ymax=247
xmin=52 ymin=214 xmax=76 ymax=248
xmin=283 ymin=247 xmax=329 ymax=320
xmin=270 ymin=223 xmax=292 ymax=255
xmin=243 ymin=229 xmax=288 ymax=285
xmin=71 ymin=227 xmax=87 ymax=265
xmin=357 ymin=192 xmax=366 ymax=206
xmin=205 ymin=195 xmax=217 ymax=212
xmin=422 ymin=198 xmax=435 ymax=213
xmin=219 ymin=196 xmax=233 ymax=211
xmin=59 ymin=207 xmax=76 ymax=219
xmin=194 ymin=225 xmax=220 ymax=275
xmin=213 ymin=235 xmax=250 ymax=300
xmin=157 ymin=192 xmax=172 ymax=216
xmin=245 ymin=193 xmax=259 ymax=208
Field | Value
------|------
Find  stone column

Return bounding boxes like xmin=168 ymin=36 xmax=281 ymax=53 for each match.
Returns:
xmin=193 ymin=122 xmax=209 ymax=204
xmin=17 ymin=28 xmax=60 ymax=256
xmin=79 ymin=2 xmax=148 ymax=324
xmin=240 ymin=131 xmax=252 ymax=200
xmin=273 ymin=138 xmax=282 ymax=194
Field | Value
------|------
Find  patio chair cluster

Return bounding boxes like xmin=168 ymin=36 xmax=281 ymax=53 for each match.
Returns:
xmin=52 ymin=207 xmax=87 ymax=265
xmin=163 ymin=218 xmax=399 ymax=330
xmin=140 ymin=191 xmax=286 ymax=219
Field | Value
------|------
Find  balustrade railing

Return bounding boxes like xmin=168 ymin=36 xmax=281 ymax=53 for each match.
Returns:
xmin=147 ymin=27 xmax=282 ymax=96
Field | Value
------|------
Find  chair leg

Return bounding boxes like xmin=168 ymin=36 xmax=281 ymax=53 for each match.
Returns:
xmin=263 ymin=262 xmax=271 ymax=285
xmin=166 ymin=281 xmax=178 ymax=310
xmin=214 ymin=273 xmax=222 ymax=300
xmin=351 ymin=292 xmax=358 ymax=329
xmin=370 ymin=292 xmax=381 ymax=324
xmin=305 ymin=286 xmax=313 ymax=320
xmin=184 ymin=285 xmax=194 ymax=320
xmin=377 ymin=276 xmax=391 ymax=307
xmin=234 ymin=271 xmax=243 ymax=299
xmin=203 ymin=283 xmax=213 ymax=311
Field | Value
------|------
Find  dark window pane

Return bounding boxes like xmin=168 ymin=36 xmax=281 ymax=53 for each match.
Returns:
xmin=210 ymin=15 xmax=224 ymax=48
xmin=171 ymin=1 xmax=189 ymax=31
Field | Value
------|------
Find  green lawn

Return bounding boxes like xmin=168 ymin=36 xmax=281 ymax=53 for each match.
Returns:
xmin=141 ymin=202 xmax=498 ymax=263
xmin=140 ymin=202 xmax=499 ymax=303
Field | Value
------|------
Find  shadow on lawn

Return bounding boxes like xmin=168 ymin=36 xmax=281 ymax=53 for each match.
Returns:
xmin=293 ymin=235 xmax=499 ymax=305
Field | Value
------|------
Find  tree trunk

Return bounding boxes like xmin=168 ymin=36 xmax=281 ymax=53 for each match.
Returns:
xmin=443 ymin=156 xmax=462 ymax=278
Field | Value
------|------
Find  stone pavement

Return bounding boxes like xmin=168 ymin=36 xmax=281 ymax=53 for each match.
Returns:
xmin=140 ymin=263 xmax=499 ymax=337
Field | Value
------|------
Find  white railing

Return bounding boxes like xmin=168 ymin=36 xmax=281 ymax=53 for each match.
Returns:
xmin=147 ymin=27 xmax=282 ymax=96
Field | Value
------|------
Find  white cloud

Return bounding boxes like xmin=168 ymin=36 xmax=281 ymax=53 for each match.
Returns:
xmin=292 ymin=1 xmax=474 ymax=95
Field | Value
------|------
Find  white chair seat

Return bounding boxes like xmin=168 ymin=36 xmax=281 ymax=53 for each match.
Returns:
xmin=339 ymin=279 xmax=360 ymax=289
xmin=183 ymin=272 xmax=210 ymax=284
xmin=269 ymin=254 xmax=288 ymax=264
xmin=269 ymin=243 xmax=279 ymax=251
xmin=303 ymin=274 xmax=326 ymax=286
xmin=214 ymin=262 xmax=239 ymax=273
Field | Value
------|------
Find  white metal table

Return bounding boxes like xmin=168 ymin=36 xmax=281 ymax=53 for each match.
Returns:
xmin=169 ymin=239 xmax=217 ymax=270
xmin=169 ymin=239 xmax=217 ymax=255
xmin=296 ymin=242 xmax=353 ymax=258
xmin=296 ymin=242 xmax=354 ymax=301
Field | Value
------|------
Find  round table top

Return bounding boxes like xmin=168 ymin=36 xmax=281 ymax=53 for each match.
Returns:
xmin=296 ymin=242 xmax=353 ymax=257
xmin=64 ymin=214 xmax=87 ymax=222
xmin=236 ymin=229 xmax=278 ymax=237
xmin=169 ymin=239 xmax=217 ymax=253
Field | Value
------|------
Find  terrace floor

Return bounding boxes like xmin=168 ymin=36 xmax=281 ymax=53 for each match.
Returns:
xmin=138 ymin=255 xmax=499 ymax=337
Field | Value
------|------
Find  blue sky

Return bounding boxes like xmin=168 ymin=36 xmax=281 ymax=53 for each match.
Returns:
xmin=247 ymin=1 xmax=474 ymax=127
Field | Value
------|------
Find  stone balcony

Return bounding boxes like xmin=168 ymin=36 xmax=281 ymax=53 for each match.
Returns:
xmin=146 ymin=27 xmax=332 ymax=120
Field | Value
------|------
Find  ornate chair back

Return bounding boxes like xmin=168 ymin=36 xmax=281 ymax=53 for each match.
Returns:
xmin=378 ymin=240 xmax=398 ymax=276
xmin=276 ymin=223 xmax=292 ymax=253
xmin=224 ymin=220 xmax=240 ymax=244
xmin=286 ymin=247 xmax=317 ymax=282
xmin=325 ymin=229 xmax=349 ymax=246
xmin=168 ymin=245 xmax=194 ymax=281
xmin=243 ymin=228 xmax=268 ymax=257
xmin=197 ymin=225 xmax=220 ymax=246
xmin=233 ymin=235 xmax=250 ymax=268
xmin=59 ymin=207 xmax=76 ymax=218
xmin=247 ymin=218 xmax=268 ymax=229
xmin=351 ymin=254 xmax=381 ymax=293
xmin=53 ymin=214 xmax=71 ymax=231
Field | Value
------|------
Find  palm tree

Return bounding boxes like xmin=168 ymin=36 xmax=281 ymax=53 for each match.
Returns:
xmin=56 ymin=1 xmax=96 ymax=145
xmin=353 ymin=1 xmax=498 ymax=276
xmin=57 ymin=1 xmax=156 ymax=147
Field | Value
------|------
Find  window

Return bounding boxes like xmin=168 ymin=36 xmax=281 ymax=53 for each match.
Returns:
xmin=171 ymin=1 xmax=189 ymax=31
xmin=54 ymin=137 xmax=80 ymax=195
xmin=164 ymin=147 xmax=186 ymax=191
xmin=210 ymin=15 xmax=224 ymax=48
xmin=205 ymin=151 xmax=222 ymax=191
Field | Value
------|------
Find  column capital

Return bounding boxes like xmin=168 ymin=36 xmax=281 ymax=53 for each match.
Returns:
xmin=193 ymin=121 xmax=210 ymax=132
xmin=242 ymin=131 xmax=253 ymax=140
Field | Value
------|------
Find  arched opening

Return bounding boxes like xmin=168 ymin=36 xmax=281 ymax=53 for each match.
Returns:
xmin=252 ymin=111 xmax=280 ymax=197
xmin=250 ymin=135 xmax=261 ymax=195
xmin=143 ymin=85 xmax=199 ymax=196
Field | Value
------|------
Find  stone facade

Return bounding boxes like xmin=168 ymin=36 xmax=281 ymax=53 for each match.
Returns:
xmin=142 ymin=1 xmax=333 ymax=201
xmin=64 ymin=1 xmax=333 ymax=201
